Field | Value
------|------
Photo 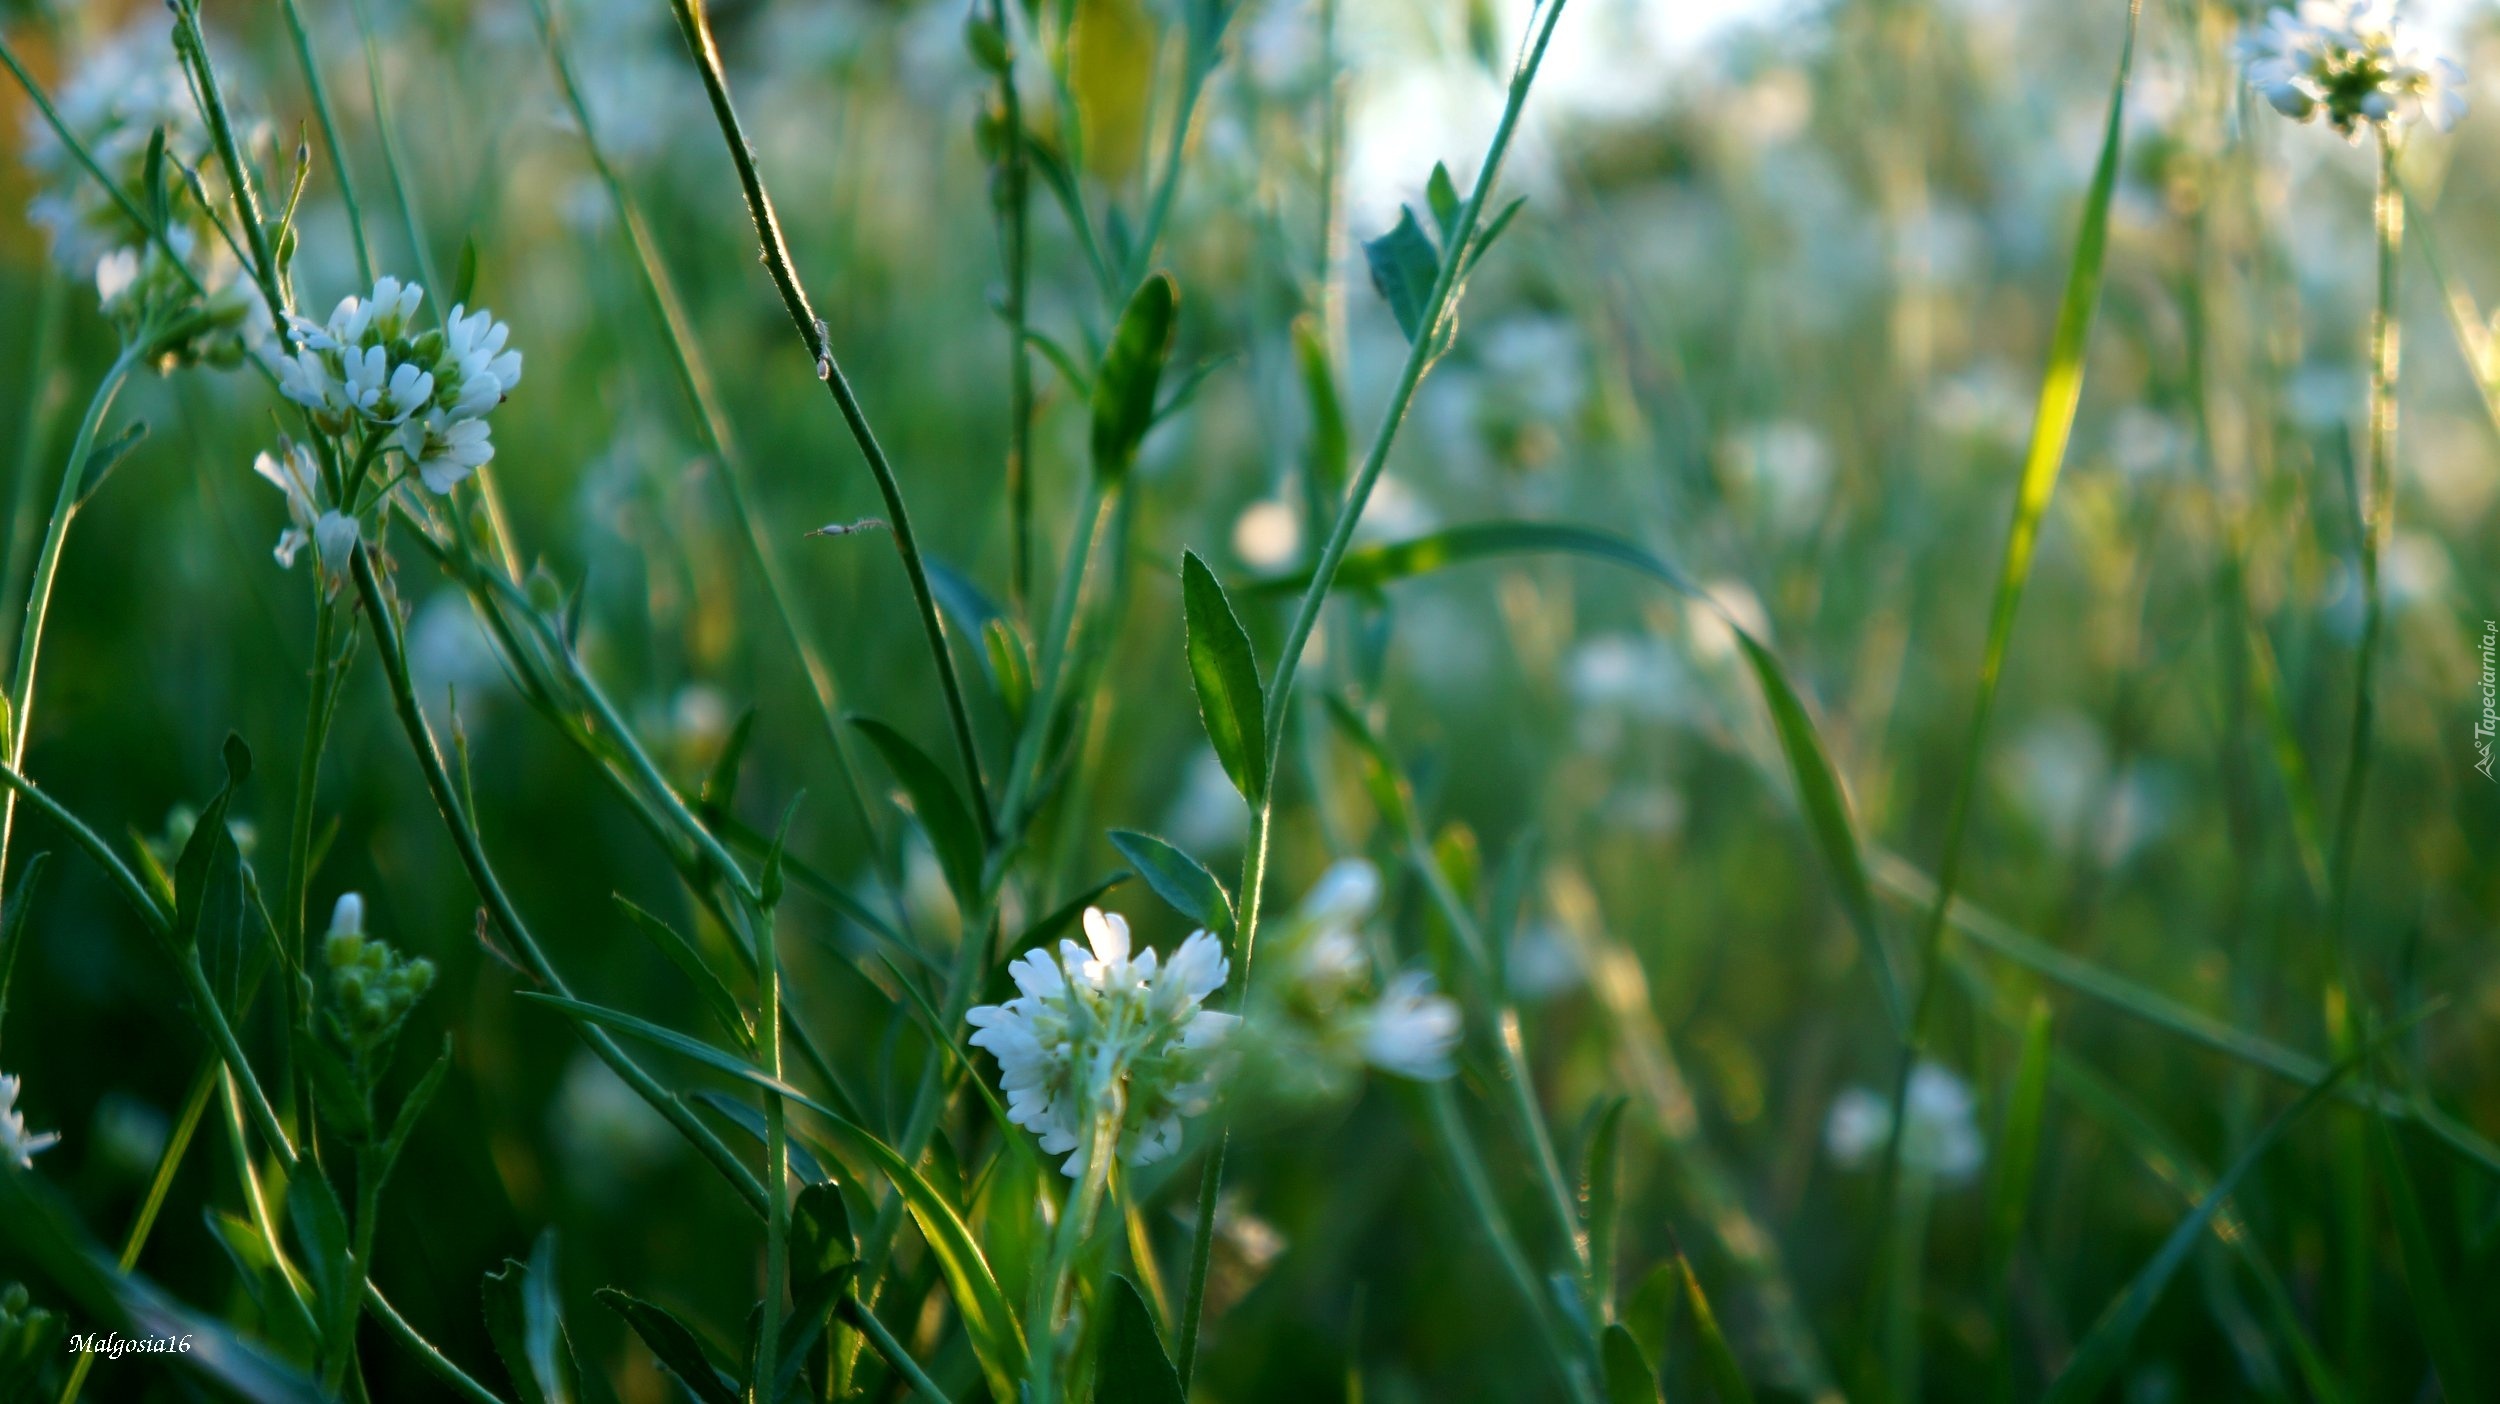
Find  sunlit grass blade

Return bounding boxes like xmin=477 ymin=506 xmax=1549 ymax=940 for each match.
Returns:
xmin=1674 ymin=1251 xmax=1756 ymax=1404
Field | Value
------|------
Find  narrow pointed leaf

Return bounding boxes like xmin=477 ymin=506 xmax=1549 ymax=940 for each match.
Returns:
xmin=1600 ymin=1323 xmax=1662 ymax=1404
xmin=1092 ymin=272 xmax=1179 ymax=478
xmin=850 ymin=716 xmax=985 ymax=909
xmin=1180 ymin=550 xmax=1266 ymax=803
xmin=1107 ymin=829 xmax=1231 ymax=932
xmin=615 ymin=896 xmax=753 ymax=1053
xmin=1676 ymin=1255 xmax=1755 ymax=1404
xmin=1363 ymin=207 xmax=1440 ymax=343
xmin=1098 ymin=1273 xmax=1185 ymax=1404
xmin=482 ymin=1234 xmax=582 ymax=1404
xmin=597 ymin=1289 xmax=738 ymax=1404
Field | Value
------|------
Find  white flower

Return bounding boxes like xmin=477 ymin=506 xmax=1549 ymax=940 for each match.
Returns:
xmin=2240 ymin=1 xmax=2466 ymax=140
xmin=1360 ymin=972 xmax=1461 ymax=1079
xmin=398 ymin=413 xmax=496 ymax=493
xmin=966 ymin=908 xmax=1234 ymax=1177
xmin=435 ymin=304 xmax=524 ymax=417
xmin=0 ymin=1073 xmax=61 ymax=1171
xmin=1822 ymin=1060 xmax=1985 ymax=1183
xmin=254 ymin=442 xmax=325 ymax=568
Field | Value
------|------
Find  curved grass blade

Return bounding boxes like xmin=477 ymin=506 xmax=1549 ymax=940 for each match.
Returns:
xmin=2369 ymin=1117 xmax=2476 ymax=1402
xmin=1675 ymin=1251 xmax=1756 ymax=1404
xmin=1600 ymin=1322 xmax=1662 ymax=1404
xmin=614 ymin=896 xmax=753 ymax=1053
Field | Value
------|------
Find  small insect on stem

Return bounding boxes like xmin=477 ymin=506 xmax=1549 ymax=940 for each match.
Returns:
xmin=805 ymin=518 xmax=891 ymax=539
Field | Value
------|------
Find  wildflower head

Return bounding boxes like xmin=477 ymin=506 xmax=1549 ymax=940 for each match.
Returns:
xmin=318 ymin=893 xmax=436 ymax=1055
xmin=1822 ymin=1060 xmax=1984 ymax=1183
xmin=966 ymin=907 xmax=1235 ymax=1177
xmin=0 ymin=1073 xmax=61 ymax=1171
xmin=270 ymin=277 xmax=523 ymax=493
xmin=21 ymin=19 xmax=268 ymax=363
xmin=2240 ymin=1 xmax=2467 ymax=141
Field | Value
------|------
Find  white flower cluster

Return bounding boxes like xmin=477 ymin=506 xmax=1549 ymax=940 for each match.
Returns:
xmin=968 ymin=908 xmax=1235 ymax=1177
xmin=0 ymin=1072 xmax=61 ymax=1171
xmin=2241 ymin=0 xmax=2467 ymax=140
xmin=272 ymin=277 xmax=523 ymax=493
xmin=1824 ymin=1061 xmax=1984 ymax=1183
xmin=21 ymin=20 xmax=266 ymax=358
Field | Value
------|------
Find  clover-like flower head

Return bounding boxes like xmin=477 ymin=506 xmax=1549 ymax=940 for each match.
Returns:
xmin=2240 ymin=0 xmax=2467 ymax=140
xmin=967 ymin=908 xmax=1235 ymax=1177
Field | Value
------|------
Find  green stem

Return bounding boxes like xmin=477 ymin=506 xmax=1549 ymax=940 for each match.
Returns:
xmin=170 ymin=1 xmax=286 ymax=327
xmin=0 ymin=275 xmax=65 ymax=676
xmin=838 ymin=1295 xmax=953 ymax=1404
xmin=347 ymin=543 xmax=770 ymax=1213
xmin=663 ymin=0 xmax=996 ymax=846
xmin=753 ymin=904 xmax=790 ymax=1404
xmin=526 ymin=0 xmax=898 ymax=920
xmin=2327 ymin=135 xmax=2401 ymax=958
xmin=990 ymin=0 xmax=1037 ymax=615
xmin=2 ymin=348 xmax=138 ymax=908
xmin=1173 ymin=0 xmax=1570 ymax=1378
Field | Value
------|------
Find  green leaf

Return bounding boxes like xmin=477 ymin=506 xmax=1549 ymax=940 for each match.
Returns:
xmin=1600 ymin=1323 xmax=1661 ymax=1404
xmin=0 ymin=851 xmax=49 ymax=1045
xmin=850 ymin=716 xmax=985 ymax=910
xmin=1463 ymin=196 xmax=1528 ymax=274
xmin=524 ymin=995 xmax=1029 ymax=1397
xmin=142 ymin=125 xmax=169 ymax=229
xmin=1582 ymin=1096 xmax=1629 ymax=1321
xmin=1259 ymin=521 xmax=1906 ymax=1030
xmin=1363 ymin=206 xmax=1440 ymax=343
xmin=376 ymin=1037 xmax=454 ymax=1185
xmin=597 ymin=1288 xmax=738 ymax=1404
xmin=2370 ymin=1117 xmax=2477 ymax=1403
xmin=452 ymin=234 xmax=481 ymax=309
xmin=284 ymin=1171 xmax=358 ymax=1363
xmin=1106 ymin=829 xmax=1231 ymax=932
xmin=1425 ymin=162 xmax=1462 ymax=245
xmin=1623 ymin=1261 xmax=1679 ymax=1370
xmin=699 ymin=706 xmax=758 ymax=811
xmin=615 ymin=896 xmax=753 ymax=1053
xmin=1676 ymin=1255 xmax=1755 ymax=1404
xmin=1097 ymin=1273 xmax=1184 ymax=1404
xmin=293 ymin=1026 xmax=371 ymax=1140
xmin=984 ymin=617 xmax=1035 ymax=729
xmin=2041 ymin=1040 xmax=2379 ymax=1404
xmin=1320 ymin=694 xmax=1418 ymax=837
xmin=791 ymin=1180 xmax=857 ymax=1288
xmin=74 ymin=419 xmax=147 ymax=508
xmin=482 ymin=1234 xmax=582 ymax=1404
xmin=172 ymin=733 xmax=252 ymax=957
xmin=1180 ymin=550 xmax=1267 ymax=803
xmin=1091 ymin=272 xmax=1178 ymax=478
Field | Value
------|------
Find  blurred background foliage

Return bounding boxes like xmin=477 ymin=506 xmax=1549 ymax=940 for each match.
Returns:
xmin=2 ymin=0 xmax=2498 ymax=1397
